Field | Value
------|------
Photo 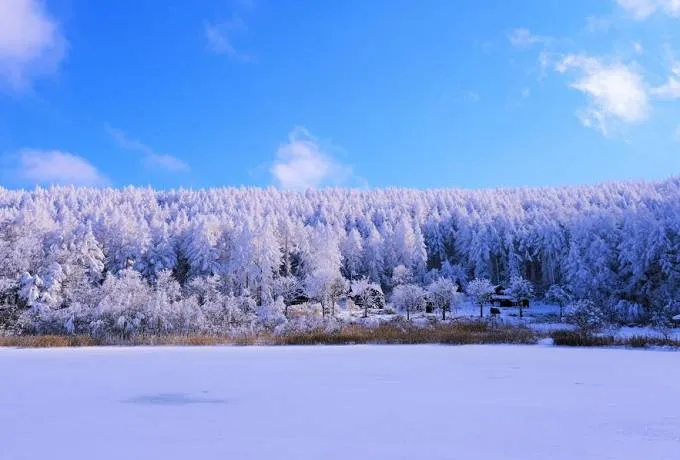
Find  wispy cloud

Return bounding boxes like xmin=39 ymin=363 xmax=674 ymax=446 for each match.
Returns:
xmin=652 ymin=76 xmax=680 ymax=98
xmin=106 ymin=125 xmax=190 ymax=173
xmin=204 ymin=18 xmax=252 ymax=61
xmin=556 ymin=54 xmax=649 ymax=136
xmin=508 ymin=28 xmax=552 ymax=48
xmin=270 ymin=127 xmax=353 ymax=190
xmin=616 ymin=0 xmax=680 ymax=19
xmin=0 ymin=0 xmax=66 ymax=90
xmin=8 ymin=149 xmax=107 ymax=186
xmin=651 ymin=58 xmax=680 ymax=99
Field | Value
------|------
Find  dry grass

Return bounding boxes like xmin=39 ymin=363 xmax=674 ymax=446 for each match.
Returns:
xmin=0 ymin=335 xmax=101 ymax=348
xmin=275 ymin=321 xmax=536 ymax=346
xmin=6 ymin=323 xmax=677 ymax=349
xmin=551 ymin=331 xmax=615 ymax=347
xmin=551 ymin=330 xmax=680 ymax=348
xmin=0 ymin=320 xmax=537 ymax=348
xmin=0 ymin=333 xmax=265 ymax=348
xmin=622 ymin=335 xmax=680 ymax=348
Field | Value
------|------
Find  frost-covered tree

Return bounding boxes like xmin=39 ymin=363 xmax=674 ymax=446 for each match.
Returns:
xmin=304 ymin=228 xmax=348 ymax=317
xmin=391 ymin=264 xmax=412 ymax=288
xmin=650 ymin=302 xmax=680 ymax=340
xmin=427 ymin=277 xmax=460 ymax=320
xmin=363 ymin=227 xmax=384 ymax=284
xmin=2 ymin=177 xmax=680 ymax=333
xmin=391 ymin=284 xmax=426 ymax=320
xmin=257 ymin=296 xmax=287 ymax=329
xmin=341 ymin=228 xmax=363 ymax=280
xmin=240 ymin=220 xmax=282 ymax=304
xmin=350 ymin=278 xmax=384 ymax=318
xmin=93 ymin=269 xmax=151 ymax=338
xmin=440 ymin=261 xmax=467 ymax=289
xmin=466 ymin=278 xmax=494 ymax=318
xmin=305 ymin=269 xmax=348 ymax=317
xmin=142 ymin=223 xmax=176 ymax=282
xmin=184 ymin=218 xmax=220 ymax=278
xmin=545 ymin=284 xmax=572 ymax=321
xmin=507 ymin=275 xmax=534 ymax=318
xmin=272 ymin=275 xmax=303 ymax=317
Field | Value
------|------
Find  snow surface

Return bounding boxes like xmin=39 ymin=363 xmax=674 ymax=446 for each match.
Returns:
xmin=1 ymin=345 xmax=679 ymax=460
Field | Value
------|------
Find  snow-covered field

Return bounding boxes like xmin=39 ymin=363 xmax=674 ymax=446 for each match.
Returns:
xmin=1 ymin=345 xmax=679 ymax=460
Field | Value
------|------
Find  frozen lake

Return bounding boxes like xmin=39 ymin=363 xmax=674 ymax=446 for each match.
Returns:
xmin=1 ymin=345 xmax=678 ymax=460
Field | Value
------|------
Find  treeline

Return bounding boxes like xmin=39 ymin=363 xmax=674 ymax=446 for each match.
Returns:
xmin=1 ymin=179 xmax=679 ymax=335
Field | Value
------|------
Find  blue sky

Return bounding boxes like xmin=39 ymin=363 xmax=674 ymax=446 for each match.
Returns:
xmin=1 ymin=0 xmax=679 ymax=190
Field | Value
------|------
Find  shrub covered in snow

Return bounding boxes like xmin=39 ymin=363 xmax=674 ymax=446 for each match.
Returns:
xmin=257 ymin=297 xmax=287 ymax=329
xmin=566 ymin=300 xmax=606 ymax=337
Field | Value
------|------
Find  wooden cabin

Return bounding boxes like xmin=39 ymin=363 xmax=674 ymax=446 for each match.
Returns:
xmin=490 ymin=285 xmax=530 ymax=308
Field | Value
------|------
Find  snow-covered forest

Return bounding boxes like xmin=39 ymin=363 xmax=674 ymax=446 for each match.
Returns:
xmin=1 ymin=179 xmax=679 ymax=336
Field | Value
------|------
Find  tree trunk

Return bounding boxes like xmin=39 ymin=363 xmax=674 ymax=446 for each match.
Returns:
xmin=519 ymin=304 xmax=523 ymax=318
xmin=363 ymin=303 xmax=368 ymax=318
xmin=479 ymin=302 xmax=483 ymax=318
xmin=559 ymin=304 xmax=563 ymax=321
xmin=407 ymin=307 xmax=410 ymax=321
xmin=442 ymin=304 xmax=446 ymax=321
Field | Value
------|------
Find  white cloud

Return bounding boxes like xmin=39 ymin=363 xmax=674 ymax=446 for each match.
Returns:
xmin=508 ymin=28 xmax=552 ymax=48
xmin=12 ymin=149 xmax=107 ymax=186
xmin=270 ymin=127 xmax=352 ymax=190
xmin=616 ymin=0 xmax=680 ymax=19
xmin=0 ymin=0 xmax=66 ymax=90
xmin=556 ymin=54 xmax=649 ymax=135
xmin=106 ymin=125 xmax=190 ymax=172
xmin=204 ymin=19 xmax=252 ymax=61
